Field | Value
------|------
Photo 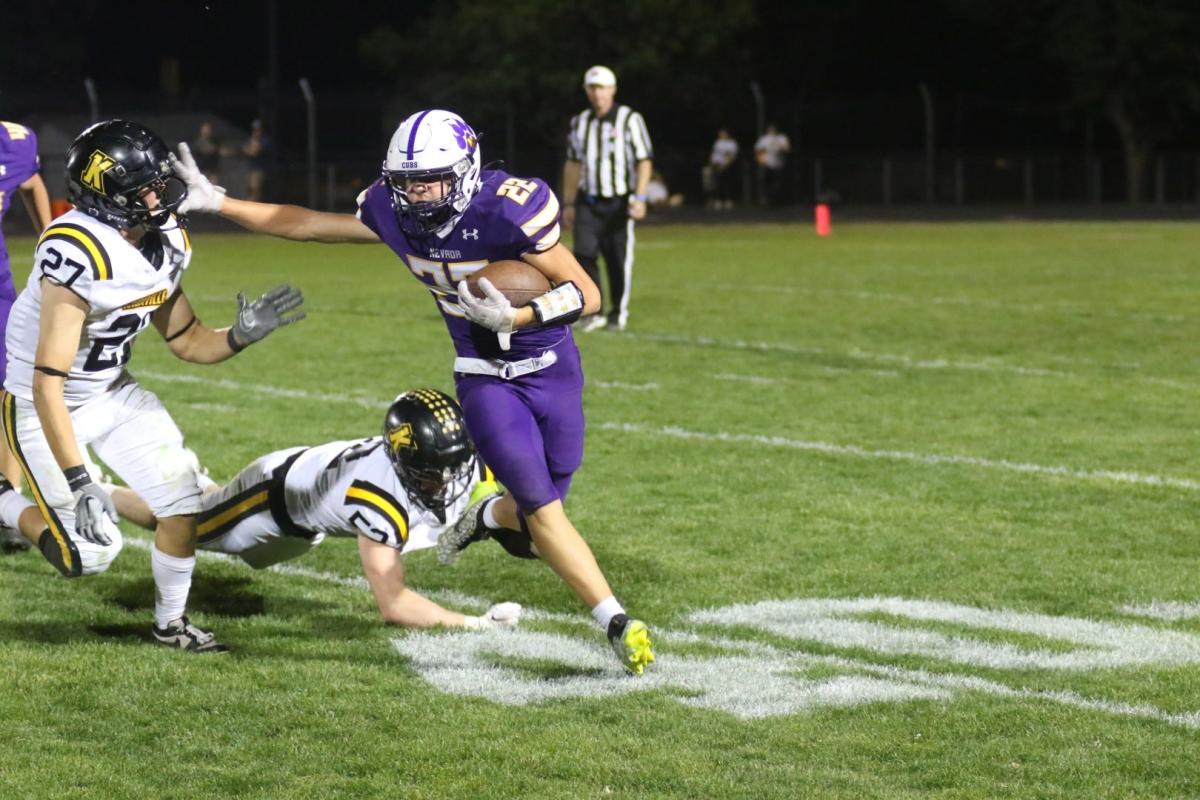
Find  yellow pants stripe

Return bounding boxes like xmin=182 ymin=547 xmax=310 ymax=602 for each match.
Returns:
xmin=2 ymin=392 xmax=73 ymax=572
xmin=196 ymin=487 xmax=269 ymax=541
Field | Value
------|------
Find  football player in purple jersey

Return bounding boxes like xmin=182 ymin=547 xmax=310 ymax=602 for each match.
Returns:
xmin=0 ymin=121 xmax=51 ymax=507
xmin=171 ymin=109 xmax=655 ymax=673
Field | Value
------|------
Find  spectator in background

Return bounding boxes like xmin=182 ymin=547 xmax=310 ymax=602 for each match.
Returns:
xmin=242 ymin=119 xmax=270 ymax=202
xmin=755 ymin=123 xmax=791 ymax=206
xmin=563 ymin=65 xmax=653 ymax=332
xmin=0 ymin=120 xmax=51 ymax=517
xmin=191 ymin=121 xmax=223 ymax=184
xmin=645 ymin=171 xmax=683 ymax=208
xmin=645 ymin=171 xmax=669 ymax=206
xmin=706 ymin=127 xmax=740 ymax=210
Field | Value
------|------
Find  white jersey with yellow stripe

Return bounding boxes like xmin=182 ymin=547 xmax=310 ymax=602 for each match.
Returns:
xmin=281 ymin=437 xmax=485 ymax=553
xmin=4 ymin=209 xmax=192 ymax=405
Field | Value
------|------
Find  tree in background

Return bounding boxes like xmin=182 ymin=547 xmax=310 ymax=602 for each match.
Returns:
xmin=952 ymin=0 xmax=1200 ymax=203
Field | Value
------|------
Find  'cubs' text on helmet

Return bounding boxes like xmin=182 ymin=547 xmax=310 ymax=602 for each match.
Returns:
xmin=66 ymin=119 xmax=187 ymax=230
xmin=383 ymin=109 xmax=482 ymax=237
xmin=383 ymin=388 xmax=475 ymax=512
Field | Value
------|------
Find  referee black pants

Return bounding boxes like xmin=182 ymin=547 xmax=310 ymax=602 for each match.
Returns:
xmin=572 ymin=196 xmax=635 ymax=328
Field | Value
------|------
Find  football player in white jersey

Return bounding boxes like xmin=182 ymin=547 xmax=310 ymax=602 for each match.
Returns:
xmin=104 ymin=389 xmax=521 ymax=630
xmin=0 ymin=120 xmax=305 ymax=653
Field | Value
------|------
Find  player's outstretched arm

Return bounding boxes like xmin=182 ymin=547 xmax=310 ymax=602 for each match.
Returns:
xmin=172 ymin=143 xmax=379 ymax=244
xmin=221 ymin=196 xmax=381 ymax=244
xmin=357 ymin=535 xmax=520 ymax=629
xmin=153 ymin=286 xmax=305 ymax=364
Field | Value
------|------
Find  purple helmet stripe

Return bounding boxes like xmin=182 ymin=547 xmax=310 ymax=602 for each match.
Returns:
xmin=405 ymin=110 xmax=433 ymax=159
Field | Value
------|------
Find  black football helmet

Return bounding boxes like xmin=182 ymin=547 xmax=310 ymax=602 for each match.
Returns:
xmin=383 ymin=389 xmax=475 ymax=512
xmin=65 ymin=119 xmax=187 ymax=230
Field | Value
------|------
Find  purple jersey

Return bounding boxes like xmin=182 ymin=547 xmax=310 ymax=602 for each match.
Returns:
xmin=0 ymin=121 xmax=42 ymax=282
xmin=356 ymin=168 xmax=567 ymax=360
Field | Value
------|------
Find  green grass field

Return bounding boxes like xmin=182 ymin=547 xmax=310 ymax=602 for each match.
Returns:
xmin=1 ymin=220 xmax=1198 ymax=799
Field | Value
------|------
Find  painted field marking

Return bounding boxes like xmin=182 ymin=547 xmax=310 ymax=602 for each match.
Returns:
xmin=591 ymin=380 xmax=659 ymax=391
xmin=686 ymin=597 xmax=1200 ymax=670
xmin=594 ymin=421 xmax=1200 ymax=492
xmin=699 ymin=283 xmax=1191 ymax=324
xmin=1120 ymin=601 xmax=1200 ymax=622
xmin=625 ymin=331 xmax=1199 ymax=390
xmin=133 ymin=370 xmax=1198 ymax=493
xmin=625 ymin=332 xmax=1069 ymax=378
xmin=394 ymin=597 xmax=1200 ymax=727
xmin=118 ymin=538 xmax=1200 ymax=727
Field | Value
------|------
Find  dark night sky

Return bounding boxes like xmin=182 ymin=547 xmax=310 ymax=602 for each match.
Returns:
xmin=4 ymin=0 xmax=1199 ymax=200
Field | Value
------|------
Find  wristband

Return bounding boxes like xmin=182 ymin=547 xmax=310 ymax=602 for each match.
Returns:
xmin=462 ymin=615 xmax=486 ymax=630
xmin=226 ymin=327 xmax=247 ymax=353
xmin=63 ymin=465 xmax=92 ymax=491
xmin=631 ymin=194 xmax=647 ymax=202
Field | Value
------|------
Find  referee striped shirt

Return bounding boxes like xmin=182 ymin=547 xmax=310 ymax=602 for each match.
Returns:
xmin=566 ymin=105 xmax=653 ymax=198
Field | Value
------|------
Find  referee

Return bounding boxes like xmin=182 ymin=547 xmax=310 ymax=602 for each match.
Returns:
xmin=562 ymin=65 xmax=653 ymax=332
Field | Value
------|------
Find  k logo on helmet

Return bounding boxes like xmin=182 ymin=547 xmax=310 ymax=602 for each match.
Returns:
xmin=81 ymin=150 xmax=118 ymax=196
xmin=388 ymin=423 xmax=414 ymax=451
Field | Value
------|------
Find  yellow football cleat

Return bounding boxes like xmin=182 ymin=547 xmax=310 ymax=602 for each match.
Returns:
xmin=607 ymin=614 xmax=655 ymax=674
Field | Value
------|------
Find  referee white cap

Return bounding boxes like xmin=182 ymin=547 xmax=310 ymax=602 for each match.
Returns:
xmin=583 ymin=65 xmax=617 ymax=88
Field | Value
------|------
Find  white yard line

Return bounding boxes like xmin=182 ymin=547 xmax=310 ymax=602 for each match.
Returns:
xmin=138 ymin=370 xmax=389 ymax=410
xmin=625 ymin=330 xmax=1200 ymax=389
xmin=700 ymin=283 xmax=1191 ymax=324
xmin=1119 ymin=601 xmax=1200 ymax=622
xmin=625 ymin=332 xmax=1069 ymax=378
xmin=594 ymin=421 xmax=1200 ymax=492
xmin=591 ymin=380 xmax=660 ymax=391
xmin=134 ymin=370 xmax=1196 ymax=492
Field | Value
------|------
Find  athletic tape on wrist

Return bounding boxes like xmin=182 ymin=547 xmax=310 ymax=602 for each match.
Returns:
xmin=530 ymin=281 xmax=585 ymax=326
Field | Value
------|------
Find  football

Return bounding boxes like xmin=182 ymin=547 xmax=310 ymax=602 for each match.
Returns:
xmin=465 ymin=260 xmax=551 ymax=306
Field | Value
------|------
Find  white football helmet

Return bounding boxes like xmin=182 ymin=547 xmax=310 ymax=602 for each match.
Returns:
xmin=383 ymin=109 xmax=482 ymax=236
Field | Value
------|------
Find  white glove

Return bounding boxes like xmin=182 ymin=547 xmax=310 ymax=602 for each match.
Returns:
xmin=457 ymin=278 xmax=516 ymax=351
xmin=463 ymin=602 xmax=522 ymax=630
xmin=72 ymin=482 xmax=118 ymax=546
xmin=171 ymin=142 xmax=226 ymax=214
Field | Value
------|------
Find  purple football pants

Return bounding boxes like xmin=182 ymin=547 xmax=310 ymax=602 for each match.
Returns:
xmin=454 ymin=338 xmax=585 ymax=512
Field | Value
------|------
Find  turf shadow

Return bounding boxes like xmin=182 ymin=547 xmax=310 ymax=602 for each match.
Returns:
xmin=102 ymin=574 xmax=268 ymax=618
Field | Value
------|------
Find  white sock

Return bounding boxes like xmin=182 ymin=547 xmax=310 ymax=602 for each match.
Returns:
xmin=591 ymin=595 xmax=625 ymax=631
xmin=481 ymin=496 xmax=502 ymax=529
xmin=0 ymin=483 xmax=34 ymax=529
xmin=151 ymin=545 xmax=195 ymax=628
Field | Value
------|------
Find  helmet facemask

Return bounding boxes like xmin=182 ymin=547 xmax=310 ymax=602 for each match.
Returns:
xmin=118 ymin=172 xmax=188 ymax=229
xmin=393 ymin=451 xmax=475 ymax=513
xmin=385 ymin=155 xmax=475 ymax=237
